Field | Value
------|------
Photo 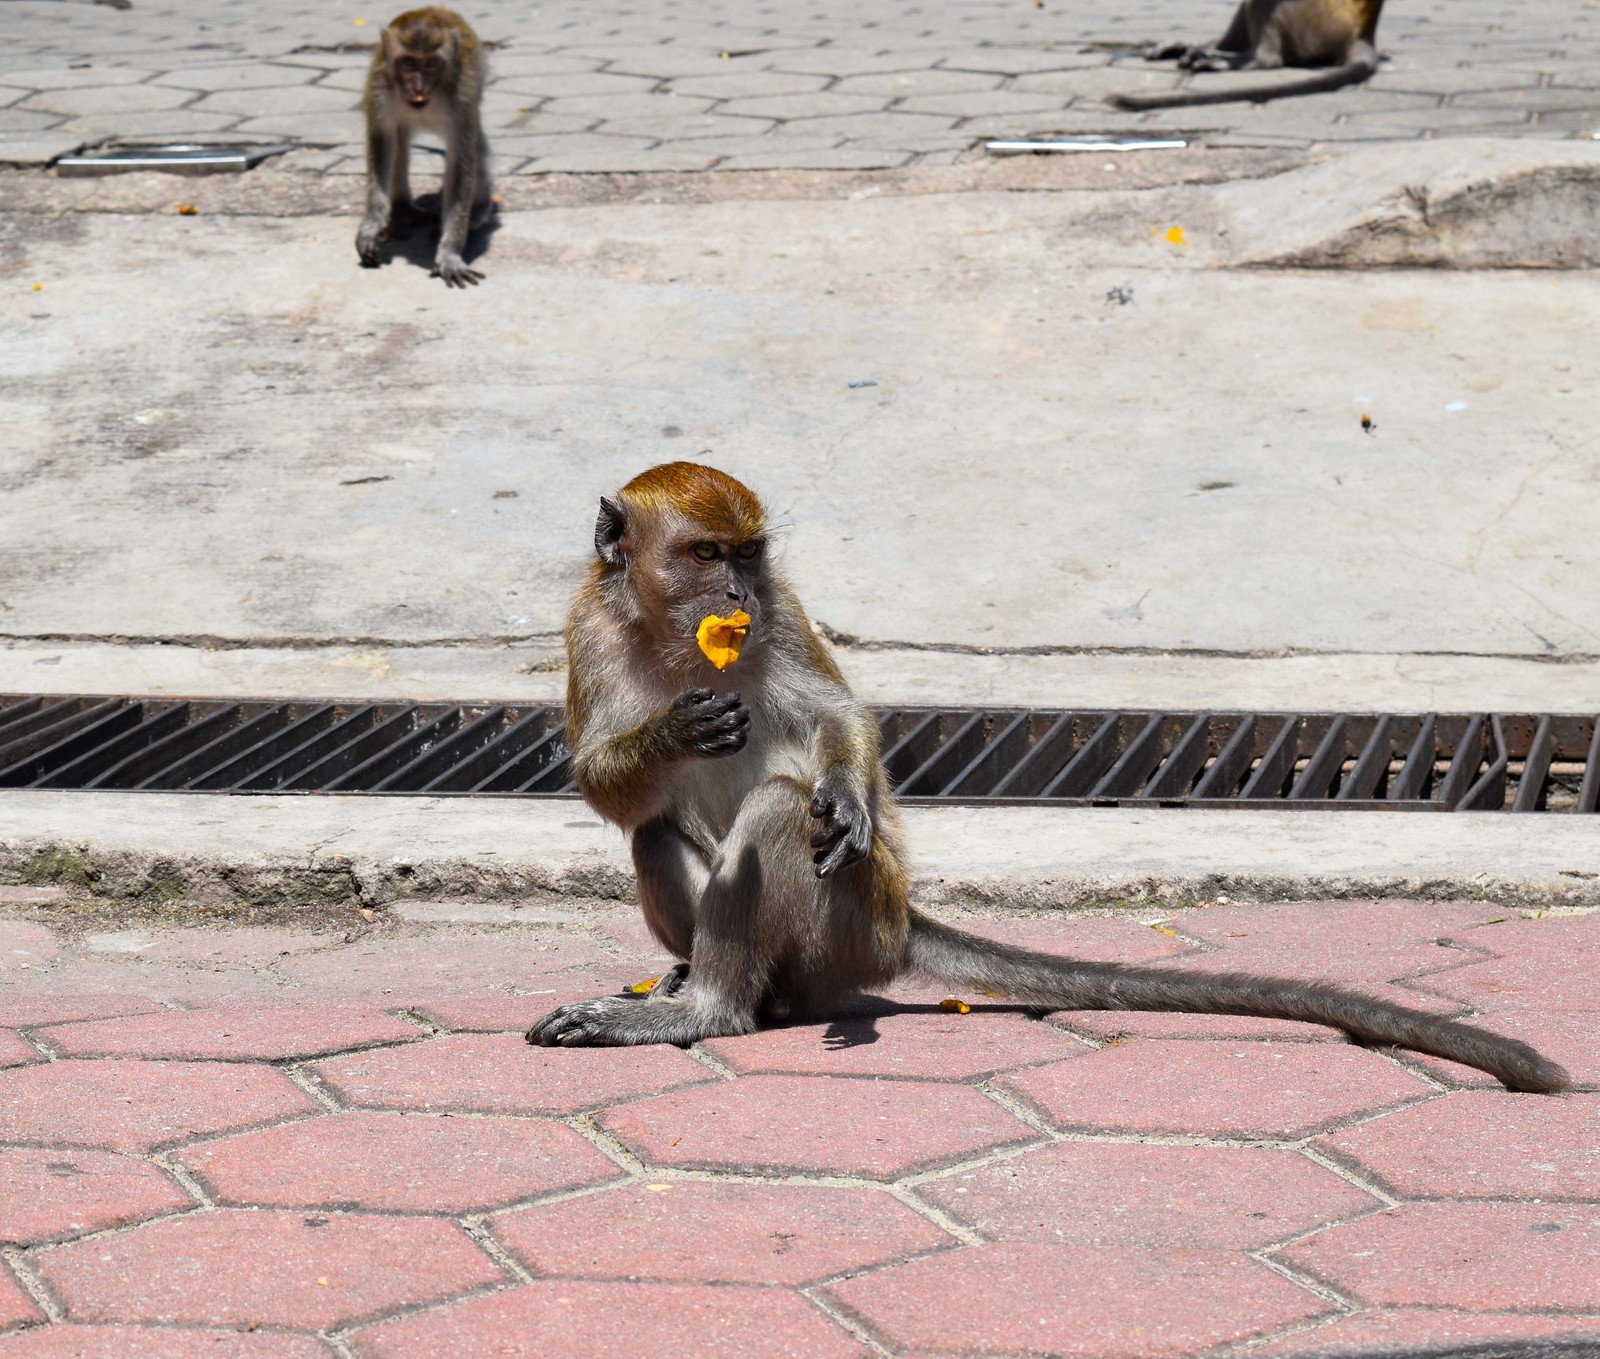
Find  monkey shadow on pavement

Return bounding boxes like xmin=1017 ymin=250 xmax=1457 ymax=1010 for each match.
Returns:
xmin=375 ymin=193 xmax=499 ymax=276
xmin=819 ymin=994 xmax=1036 ymax=1050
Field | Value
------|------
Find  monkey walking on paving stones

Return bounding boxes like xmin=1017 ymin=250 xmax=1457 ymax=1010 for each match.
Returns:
xmin=528 ymin=462 xmax=1567 ymax=1095
xmin=1108 ymin=0 xmax=1385 ymax=110
xmin=356 ymin=7 xmax=492 ymax=287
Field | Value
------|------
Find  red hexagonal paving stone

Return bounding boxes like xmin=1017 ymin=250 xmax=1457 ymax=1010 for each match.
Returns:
xmin=0 ymin=920 xmax=60 ymax=966
xmin=0 ymin=995 xmax=162 ymax=1028
xmin=40 ymin=1004 xmax=421 ymax=1062
xmin=1280 ymin=1202 xmax=1600 ymax=1310
xmin=599 ymin=1073 xmax=1037 ymax=1180
xmin=37 ymin=1209 xmax=504 ymax=1330
xmin=1315 ymin=1090 xmax=1600 ymax=1200
xmin=826 ymin=1242 xmax=1329 ymax=1356
xmin=1412 ymin=946 xmax=1600 ymax=1014
xmin=0 ymin=1148 xmax=194 ymax=1247
xmin=1254 ymin=1309 xmax=1600 ymax=1356
xmin=310 ymin=1032 xmax=714 ymax=1116
xmin=1052 ymin=1010 xmax=1339 ymax=1043
xmin=956 ymin=916 xmax=1197 ymax=964
xmin=82 ymin=927 xmax=343 ymax=965
xmin=0 ymin=962 xmax=291 ymax=1009
xmin=998 ymin=1041 xmax=1431 ymax=1139
xmin=0 ymin=1029 xmax=43 ymax=1067
xmin=273 ymin=935 xmax=609 ymax=996
xmin=701 ymin=1000 xmax=1090 ymax=1080
xmin=176 ymin=1110 xmax=623 ymax=1214
xmin=350 ymin=1279 xmax=870 ymax=1359
xmin=1168 ymin=899 xmax=1494 ymax=983
xmin=919 ymin=1142 xmax=1378 ymax=1249
xmin=0 ymin=1262 xmax=44 ymax=1328
xmin=0 ymin=1324 xmax=336 ymax=1357
xmin=0 ymin=1061 xmax=318 ymax=1152
xmin=1444 ymin=911 xmax=1600 ymax=960
xmin=412 ymin=967 xmax=663 ymax=1032
xmin=1400 ymin=1010 xmax=1600 ymax=1090
xmin=495 ymin=1179 xmax=951 ymax=1285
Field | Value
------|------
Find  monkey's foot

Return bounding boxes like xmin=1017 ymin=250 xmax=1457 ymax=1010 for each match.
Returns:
xmin=1177 ymin=46 xmax=1251 ymax=71
xmin=355 ymin=222 xmax=388 ymax=266
xmin=1146 ymin=40 xmax=1191 ymax=61
xmin=432 ymin=251 xmax=484 ymax=288
xmin=526 ymin=994 xmax=747 ymax=1048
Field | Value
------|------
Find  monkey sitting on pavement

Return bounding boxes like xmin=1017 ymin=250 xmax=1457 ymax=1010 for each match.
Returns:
xmin=1108 ymin=0 xmax=1385 ymax=110
xmin=527 ymin=462 xmax=1568 ymax=1096
xmin=356 ymin=6 xmax=492 ymax=287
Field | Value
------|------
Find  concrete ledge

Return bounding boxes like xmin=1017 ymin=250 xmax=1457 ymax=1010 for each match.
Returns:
xmin=6 ymin=641 xmax=1600 ymax=715
xmin=3 ymin=791 xmax=1598 ymax=920
xmin=1218 ymin=139 xmax=1600 ymax=268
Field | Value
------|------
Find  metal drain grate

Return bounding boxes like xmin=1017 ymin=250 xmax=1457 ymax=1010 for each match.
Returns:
xmin=1 ymin=695 xmax=1597 ymax=811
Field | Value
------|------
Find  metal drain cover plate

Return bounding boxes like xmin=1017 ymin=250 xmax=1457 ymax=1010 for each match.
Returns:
xmin=2 ymin=695 xmax=1595 ymax=812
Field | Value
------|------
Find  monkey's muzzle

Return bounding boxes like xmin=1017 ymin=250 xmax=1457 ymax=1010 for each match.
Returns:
xmin=696 ymin=610 xmax=751 ymax=671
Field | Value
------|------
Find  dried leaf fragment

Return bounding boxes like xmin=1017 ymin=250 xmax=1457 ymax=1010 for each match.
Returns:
xmin=696 ymin=609 xmax=751 ymax=670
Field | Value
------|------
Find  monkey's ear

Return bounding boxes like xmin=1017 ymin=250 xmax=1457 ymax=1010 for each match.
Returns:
xmin=594 ymin=497 xmax=628 ymax=565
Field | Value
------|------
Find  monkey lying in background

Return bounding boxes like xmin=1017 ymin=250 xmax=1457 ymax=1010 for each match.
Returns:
xmin=1108 ymin=0 xmax=1385 ymax=110
xmin=356 ymin=7 xmax=491 ymax=287
xmin=528 ymin=462 xmax=1567 ymax=1095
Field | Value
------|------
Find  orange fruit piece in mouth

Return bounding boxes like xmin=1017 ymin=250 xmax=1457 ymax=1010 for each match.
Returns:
xmin=696 ymin=609 xmax=751 ymax=670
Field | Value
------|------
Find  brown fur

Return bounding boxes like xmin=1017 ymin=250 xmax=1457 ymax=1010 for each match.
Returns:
xmin=1109 ymin=0 xmax=1385 ymax=110
xmin=356 ymin=7 xmax=491 ymax=286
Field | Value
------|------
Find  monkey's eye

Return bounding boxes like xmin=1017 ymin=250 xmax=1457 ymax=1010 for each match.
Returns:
xmin=734 ymin=542 xmax=762 ymax=561
xmin=690 ymin=542 xmax=720 ymax=562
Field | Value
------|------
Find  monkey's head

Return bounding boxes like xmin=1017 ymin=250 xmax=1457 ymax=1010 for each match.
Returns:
xmin=383 ymin=11 xmax=459 ymax=107
xmin=593 ymin=462 xmax=770 ymax=666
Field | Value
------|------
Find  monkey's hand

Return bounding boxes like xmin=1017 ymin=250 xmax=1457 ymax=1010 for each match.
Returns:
xmin=356 ymin=219 xmax=388 ymax=266
xmin=432 ymin=250 xmax=485 ymax=288
xmin=808 ymin=774 xmax=872 ymax=878
xmin=667 ymin=688 xmax=750 ymax=758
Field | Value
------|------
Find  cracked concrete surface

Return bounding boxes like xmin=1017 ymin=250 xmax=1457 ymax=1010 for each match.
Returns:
xmin=3 ymin=171 xmax=1599 ymax=678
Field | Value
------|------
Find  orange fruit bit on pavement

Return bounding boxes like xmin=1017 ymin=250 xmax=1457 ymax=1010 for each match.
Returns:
xmin=628 ymin=975 xmax=663 ymax=994
xmin=696 ymin=609 xmax=751 ymax=670
xmin=939 ymin=997 xmax=971 ymax=1014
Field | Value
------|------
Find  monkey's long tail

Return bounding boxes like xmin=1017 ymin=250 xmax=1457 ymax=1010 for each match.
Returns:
xmin=904 ymin=911 xmax=1569 ymax=1094
xmin=1106 ymin=52 xmax=1377 ymax=110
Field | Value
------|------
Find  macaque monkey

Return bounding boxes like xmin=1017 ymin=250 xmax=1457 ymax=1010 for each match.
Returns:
xmin=1109 ymin=0 xmax=1385 ymax=110
xmin=356 ymin=7 xmax=491 ymax=287
xmin=528 ymin=462 xmax=1568 ymax=1096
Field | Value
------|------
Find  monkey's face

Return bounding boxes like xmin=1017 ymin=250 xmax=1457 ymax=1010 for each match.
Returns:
xmin=656 ymin=533 xmax=766 ymax=664
xmin=392 ymin=49 xmax=447 ymax=107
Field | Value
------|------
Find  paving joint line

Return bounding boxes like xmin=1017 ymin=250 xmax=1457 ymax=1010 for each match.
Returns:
xmin=683 ymin=1042 xmax=741 ymax=1080
xmin=1 ymin=1245 xmax=63 ymax=1324
xmin=1294 ymin=1144 xmax=1403 ymax=1208
xmin=459 ymin=1215 xmax=535 ymax=1285
xmin=329 ymin=1277 xmax=523 ymax=1349
xmin=149 ymin=1151 xmax=217 ymax=1209
xmin=974 ymin=1074 xmax=1066 ymax=1136
xmin=1249 ymin=1243 xmax=1363 ymax=1310
xmin=799 ymin=1283 xmax=896 ymax=1358
xmin=880 ymin=1181 xmax=985 ymax=1247
xmin=564 ymin=1111 xmax=649 ymax=1174
xmin=280 ymin=1063 xmax=345 ymax=1113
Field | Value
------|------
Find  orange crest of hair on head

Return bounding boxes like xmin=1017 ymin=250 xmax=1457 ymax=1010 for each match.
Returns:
xmin=387 ymin=6 xmax=470 ymax=49
xmin=619 ymin=462 xmax=766 ymax=540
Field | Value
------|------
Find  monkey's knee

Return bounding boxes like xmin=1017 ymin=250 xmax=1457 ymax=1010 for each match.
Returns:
xmin=718 ymin=778 xmax=812 ymax=868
